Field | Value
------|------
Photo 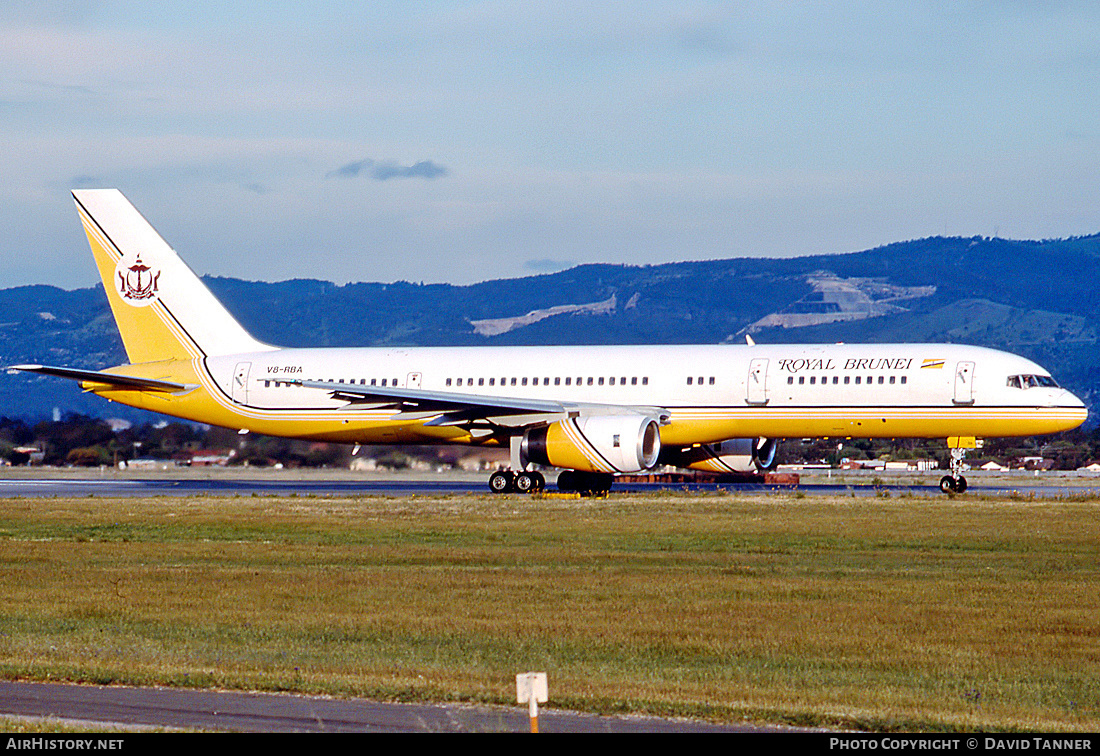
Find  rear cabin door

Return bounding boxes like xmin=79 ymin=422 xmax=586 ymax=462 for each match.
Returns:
xmin=746 ymin=358 xmax=769 ymax=405
xmin=232 ymin=362 xmax=252 ymax=404
xmin=407 ymin=372 xmax=422 ymax=389
xmin=953 ymin=361 xmax=975 ymax=405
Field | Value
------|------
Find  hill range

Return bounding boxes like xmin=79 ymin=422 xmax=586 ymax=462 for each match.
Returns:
xmin=2 ymin=234 xmax=1097 ymax=428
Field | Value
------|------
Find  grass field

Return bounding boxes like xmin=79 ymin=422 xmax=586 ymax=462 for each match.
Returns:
xmin=0 ymin=490 xmax=1098 ymax=732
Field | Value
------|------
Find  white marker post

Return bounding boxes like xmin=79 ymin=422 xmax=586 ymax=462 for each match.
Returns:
xmin=516 ymin=672 xmax=548 ymax=733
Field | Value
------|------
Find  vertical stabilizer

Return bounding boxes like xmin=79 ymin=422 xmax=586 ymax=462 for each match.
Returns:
xmin=73 ymin=189 xmax=275 ymax=364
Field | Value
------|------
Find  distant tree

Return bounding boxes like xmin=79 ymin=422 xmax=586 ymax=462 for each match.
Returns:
xmin=65 ymin=446 xmax=110 ymax=466
xmin=0 ymin=417 xmax=33 ymax=446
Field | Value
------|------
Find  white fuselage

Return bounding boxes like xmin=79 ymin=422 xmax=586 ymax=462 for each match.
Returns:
xmin=202 ymin=342 xmax=1085 ymax=446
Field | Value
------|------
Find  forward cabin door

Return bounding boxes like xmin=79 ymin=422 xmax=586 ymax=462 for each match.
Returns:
xmin=746 ymin=358 xmax=769 ymax=405
xmin=232 ymin=361 xmax=252 ymax=404
xmin=953 ymin=361 xmax=975 ymax=405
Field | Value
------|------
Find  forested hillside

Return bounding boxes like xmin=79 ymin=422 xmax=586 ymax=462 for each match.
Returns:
xmin=3 ymin=234 xmax=1097 ymax=425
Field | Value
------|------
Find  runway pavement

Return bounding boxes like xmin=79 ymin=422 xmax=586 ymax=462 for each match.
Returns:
xmin=0 ymin=474 xmax=1097 ymax=498
xmin=0 ymin=680 xmax=781 ymax=733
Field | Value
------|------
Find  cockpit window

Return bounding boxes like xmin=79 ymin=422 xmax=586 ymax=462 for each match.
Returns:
xmin=1007 ymin=374 xmax=1059 ymax=389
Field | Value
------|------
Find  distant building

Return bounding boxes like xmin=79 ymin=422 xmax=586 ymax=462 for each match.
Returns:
xmin=121 ymin=458 xmax=179 ymax=470
xmin=14 ymin=446 xmax=45 ymax=465
xmin=884 ymin=459 xmax=938 ymax=471
xmin=1020 ymin=457 xmax=1055 ymax=471
xmin=189 ymin=450 xmax=234 ymax=466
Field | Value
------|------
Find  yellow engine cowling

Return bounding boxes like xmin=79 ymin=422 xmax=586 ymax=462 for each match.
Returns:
xmin=523 ymin=415 xmax=662 ymax=473
xmin=669 ymin=438 xmax=777 ymax=474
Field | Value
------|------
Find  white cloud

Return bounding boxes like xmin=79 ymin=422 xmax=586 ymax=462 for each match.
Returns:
xmin=3 ymin=2 xmax=1100 ymax=290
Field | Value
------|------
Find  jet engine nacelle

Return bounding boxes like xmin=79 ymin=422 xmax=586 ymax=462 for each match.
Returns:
xmin=666 ymin=437 xmax=778 ymax=474
xmin=523 ymin=415 xmax=662 ymax=474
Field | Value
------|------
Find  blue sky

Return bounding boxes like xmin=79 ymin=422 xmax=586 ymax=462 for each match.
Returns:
xmin=4 ymin=1 xmax=1100 ymax=289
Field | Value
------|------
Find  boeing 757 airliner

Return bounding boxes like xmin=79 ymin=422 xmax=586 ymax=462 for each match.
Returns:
xmin=9 ymin=190 xmax=1088 ymax=494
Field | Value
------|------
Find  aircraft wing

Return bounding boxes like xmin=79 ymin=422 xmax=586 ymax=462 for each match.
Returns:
xmin=294 ymin=379 xmax=671 ymax=428
xmin=7 ymin=364 xmax=197 ymax=393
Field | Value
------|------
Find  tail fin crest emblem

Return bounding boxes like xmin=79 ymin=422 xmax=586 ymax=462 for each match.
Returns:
xmin=116 ymin=254 xmax=161 ymax=306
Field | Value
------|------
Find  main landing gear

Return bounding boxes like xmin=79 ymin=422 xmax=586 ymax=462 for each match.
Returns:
xmin=487 ymin=436 xmax=614 ymax=496
xmin=488 ymin=469 xmax=546 ymax=494
xmin=555 ymin=470 xmax=614 ymax=496
xmin=488 ymin=436 xmax=547 ymax=494
xmin=486 ymin=469 xmax=614 ymax=495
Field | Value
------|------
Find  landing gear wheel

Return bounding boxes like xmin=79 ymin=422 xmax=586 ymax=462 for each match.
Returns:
xmin=939 ymin=475 xmax=967 ymax=494
xmin=488 ymin=470 xmax=514 ymax=494
xmin=579 ymin=472 xmax=614 ymax=496
xmin=514 ymin=472 xmax=536 ymax=493
xmin=512 ymin=471 xmax=547 ymax=494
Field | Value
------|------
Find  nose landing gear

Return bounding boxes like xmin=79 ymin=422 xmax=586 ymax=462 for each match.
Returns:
xmin=940 ymin=438 xmax=975 ymax=494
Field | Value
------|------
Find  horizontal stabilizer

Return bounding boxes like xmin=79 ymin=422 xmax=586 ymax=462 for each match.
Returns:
xmin=8 ymin=364 xmax=197 ymax=393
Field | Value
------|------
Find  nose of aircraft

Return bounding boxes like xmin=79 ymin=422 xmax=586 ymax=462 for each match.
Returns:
xmin=1062 ymin=388 xmax=1087 ymax=409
